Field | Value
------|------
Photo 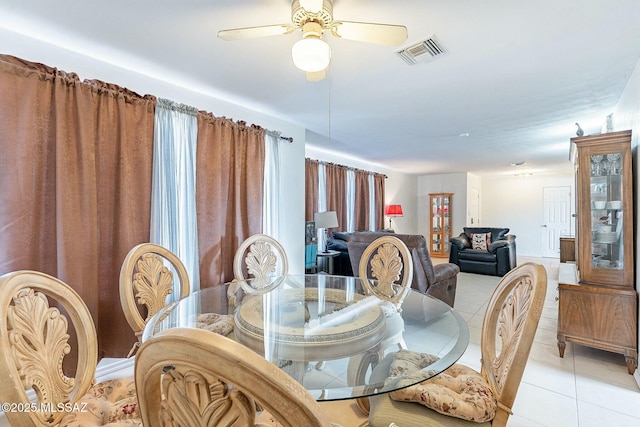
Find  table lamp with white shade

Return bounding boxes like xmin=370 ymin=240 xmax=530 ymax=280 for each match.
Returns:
xmin=314 ymin=210 xmax=339 ymax=253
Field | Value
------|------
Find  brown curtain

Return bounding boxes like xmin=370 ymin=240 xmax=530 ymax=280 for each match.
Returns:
xmin=374 ymin=173 xmax=386 ymax=230
xmin=0 ymin=55 xmax=155 ymax=358
xmin=306 ymin=159 xmax=385 ymax=232
xmin=325 ymin=163 xmax=347 ymax=232
xmin=196 ymin=115 xmax=265 ymax=288
xmin=354 ymin=170 xmax=370 ymax=230
xmin=305 ymin=158 xmax=319 ymax=221
xmin=0 ymin=55 xmax=266 ymax=358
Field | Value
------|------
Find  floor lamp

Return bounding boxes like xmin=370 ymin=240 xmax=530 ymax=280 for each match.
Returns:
xmin=384 ymin=204 xmax=403 ymax=229
xmin=314 ymin=211 xmax=338 ymax=253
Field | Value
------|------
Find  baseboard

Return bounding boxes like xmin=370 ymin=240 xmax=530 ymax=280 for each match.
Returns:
xmin=95 ymin=357 xmax=135 ymax=382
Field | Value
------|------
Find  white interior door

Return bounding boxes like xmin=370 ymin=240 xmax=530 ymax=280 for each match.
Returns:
xmin=542 ymin=186 xmax=571 ymax=257
xmin=468 ymin=187 xmax=480 ymax=226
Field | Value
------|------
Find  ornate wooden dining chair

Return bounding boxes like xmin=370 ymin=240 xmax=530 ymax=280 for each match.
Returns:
xmin=227 ymin=234 xmax=289 ymax=305
xmin=367 ymin=262 xmax=547 ymax=427
xmin=135 ymin=327 xmax=333 ymax=427
xmin=119 ymin=243 xmax=190 ymax=357
xmin=357 ymin=235 xmax=414 ymax=350
xmin=0 ymin=270 xmax=140 ymax=426
xmin=348 ymin=235 xmax=414 ymax=412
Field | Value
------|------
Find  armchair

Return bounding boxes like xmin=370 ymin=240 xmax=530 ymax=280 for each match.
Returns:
xmin=449 ymin=227 xmax=516 ymax=276
xmin=347 ymin=231 xmax=459 ymax=307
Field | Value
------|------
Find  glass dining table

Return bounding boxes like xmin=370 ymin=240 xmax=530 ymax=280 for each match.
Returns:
xmin=142 ymin=274 xmax=469 ymax=401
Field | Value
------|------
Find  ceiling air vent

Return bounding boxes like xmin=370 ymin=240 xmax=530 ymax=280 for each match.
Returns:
xmin=395 ymin=35 xmax=446 ymax=66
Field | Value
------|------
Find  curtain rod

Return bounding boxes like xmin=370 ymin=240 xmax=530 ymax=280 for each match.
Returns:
xmin=266 ymin=129 xmax=293 ymax=143
xmin=306 ymin=158 xmax=387 ymax=178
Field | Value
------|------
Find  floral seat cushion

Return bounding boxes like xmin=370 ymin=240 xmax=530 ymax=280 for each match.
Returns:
xmin=389 ymin=363 xmax=497 ymax=422
xmin=197 ymin=312 xmax=234 ymax=335
xmin=59 ymin=377 xmax=141 ymax=426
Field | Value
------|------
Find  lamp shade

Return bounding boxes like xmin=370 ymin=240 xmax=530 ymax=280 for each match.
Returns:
xmin=292 ymin=37 xmax=331 ymax=72
xmin=384 ymin=204 xmax=403 ymax=217
xmin=314 ymin=211 xmax=339 ymax=229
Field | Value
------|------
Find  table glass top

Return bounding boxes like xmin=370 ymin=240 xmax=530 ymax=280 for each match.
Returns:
xmin=143 ymin=274 xmax=469 ymax=401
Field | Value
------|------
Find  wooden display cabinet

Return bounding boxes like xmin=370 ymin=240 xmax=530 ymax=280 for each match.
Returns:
xmin=557 ymin=130 xmax=637 ymax=374
xmin=429 ymin=193 xmax=452 ymax=257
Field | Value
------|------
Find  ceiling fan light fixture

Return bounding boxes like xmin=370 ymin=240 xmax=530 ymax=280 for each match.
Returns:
xmin=292 ymin=36 xmax=331 ymax=72
xmin=299 ymin=0 xmax=323 ymax=14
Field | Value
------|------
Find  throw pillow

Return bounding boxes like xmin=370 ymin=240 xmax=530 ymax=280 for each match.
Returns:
xmin=470 ymin=232 xmax=491 ymax=250
xmin=389 ymin=363 xmax=497 ymax=423
xmin=327 ymin=238 xmax=348 ymax=252
xmin=332 ymin=231 xmax=352 ymax=241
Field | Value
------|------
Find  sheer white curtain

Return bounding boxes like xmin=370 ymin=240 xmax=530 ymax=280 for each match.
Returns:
xmin=317 ymin=163 xmax=327 ymax=249
xmin=368 ymin=173 xmax=376 ymax=231
xmin=150 ymin=98 xmax=200 ymax=293
xmin=346 ymin=169 xmax=355 ymax=232
xmin=263 ymin=131 xmax=281 ymax=238
xmin=262 ymin=132 xmax=283 ymax=359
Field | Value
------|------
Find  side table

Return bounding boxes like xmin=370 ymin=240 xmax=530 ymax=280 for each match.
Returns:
xmin=317 ymin=250 xmax=340 ymax=274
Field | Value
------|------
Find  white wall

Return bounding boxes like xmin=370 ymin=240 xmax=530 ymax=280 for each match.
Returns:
xmin=1 ymin=28 xmax=308 ymax=277
xmin=611 ymin=56 xmax=640 ymax=382
xmin=481 ymin=173 xmax=574 ymax=257
xmin=304 ymin=146 xmax=419 ymax=234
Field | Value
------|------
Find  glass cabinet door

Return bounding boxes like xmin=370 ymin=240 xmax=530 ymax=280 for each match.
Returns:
xmin=589 ymin=152 xmax=624 ymax=270
xmin=574 ymin=130 xmax=633 ymax=287
xmin=442 ymin=195 xmax=451 ymax=253
xmin=429 ymin=193 xmax=452 ymax=257
xmin=431 ymin=196 xmax=441 ymax=253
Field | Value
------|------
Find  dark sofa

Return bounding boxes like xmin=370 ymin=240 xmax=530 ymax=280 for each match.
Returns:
xmin=326 ymin=231 xmax=354 ymax=276
xmin=347 ymin=231 xmax=459 ymax=307
xmin=449 ymin=227 xmax=517 ymax=276
xmin=326 ymin=230 xmax=395 ymax=276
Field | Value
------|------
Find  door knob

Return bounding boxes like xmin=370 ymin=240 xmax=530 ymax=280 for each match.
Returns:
xmin=541 ymin=224 xmax=547 ymax=228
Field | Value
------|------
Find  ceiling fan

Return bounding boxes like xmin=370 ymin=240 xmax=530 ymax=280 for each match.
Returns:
xmin=217 ymin=0 xmax=408 ymax=81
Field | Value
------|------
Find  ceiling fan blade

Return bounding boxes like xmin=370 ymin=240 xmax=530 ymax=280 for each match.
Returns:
xmin=218 ymin=24 xmax=294 ymax=41
xmin=306 ymin=70 xmax=326 ymax=82
xmin=331 ymin=21 xmax=408 ymax=46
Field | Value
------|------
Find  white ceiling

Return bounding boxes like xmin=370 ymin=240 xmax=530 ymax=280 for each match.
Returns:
xmin=2 ymin=0 xmax=640 ymax=175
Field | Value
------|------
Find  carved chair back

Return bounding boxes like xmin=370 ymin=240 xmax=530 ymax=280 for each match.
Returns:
xmin=0 ymin=270 xmax=98 ymax=426
xmin=228 ymin=234 xmax=289 ymax=305
xmin=135 ymin=327 xmax=331 ymax=427
xmin=119 ymin=243 xmax=190 ymax=356
xmin=233 ymin=234 xmax=289 ymax=283
xmin=480 ymin=262 xmax=547 ymax=426
xmin=358 ymin=235 xmax=414 ymax=310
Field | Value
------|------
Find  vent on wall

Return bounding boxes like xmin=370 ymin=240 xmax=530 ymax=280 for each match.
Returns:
xmin=395 ymin=35 xmax=446 ymax=66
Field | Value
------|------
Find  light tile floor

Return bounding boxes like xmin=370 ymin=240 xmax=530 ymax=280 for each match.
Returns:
xmin=452 ymin=256 xmax=640 ymax=427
